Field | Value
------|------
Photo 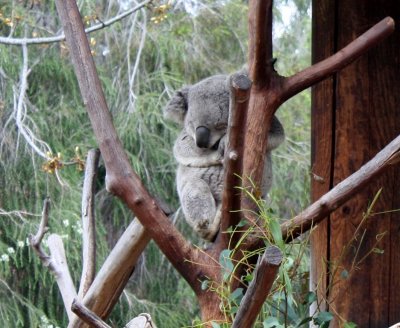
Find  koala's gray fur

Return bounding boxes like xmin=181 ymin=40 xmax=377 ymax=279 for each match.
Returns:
xmin=164 ymin=73 xmax=284 ymax=241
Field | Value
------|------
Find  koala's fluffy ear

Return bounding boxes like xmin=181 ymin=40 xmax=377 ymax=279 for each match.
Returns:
xmin=164 ymin=87 xmax=190 ymax=125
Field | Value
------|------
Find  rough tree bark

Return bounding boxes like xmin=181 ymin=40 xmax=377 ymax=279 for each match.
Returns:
xmin=311 ymin=1 xmax=400 ymax=326
xmin=52 ymin=0 xmax=398 ymax=327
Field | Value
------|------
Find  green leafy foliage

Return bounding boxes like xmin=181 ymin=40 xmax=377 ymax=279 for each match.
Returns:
xmin=313 ymin=311 xmax=334 ymax=327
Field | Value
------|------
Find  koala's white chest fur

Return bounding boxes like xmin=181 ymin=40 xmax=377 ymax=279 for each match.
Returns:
xmin=173 ymin=131 xmax=223 ymax=167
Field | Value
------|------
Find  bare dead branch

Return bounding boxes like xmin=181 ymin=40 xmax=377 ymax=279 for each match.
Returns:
xmin=55 ymin=0 xmax=205 ymax=292
xmin=68 ymin=219 xmax=149 ymax=328
xmin=217 ymin=73 xmax=251 ymax=248
xmin=232 ymin=246 xmax=282 ymax=328
xmin=31 ymin=197 xmax=50 ymax=247
xmin=30 ymin=199 xmax=77 ymax=320
xmin=71 ymin=299 xmax=111 ymax=328
xmin=281 ymin=17 xmax=395 ymax=102
xmin=0 ymin=0 xmax=151 ymax=46
xmin=15 ymin=44 xmax=51 ymax=158
xmin=30 ymin=198 xmax=51 ymax=264
xmin=47 ymin=234 xmax=78 ymax=321
xmin=78 ymin=149 xmax=100 ymax=299
xmin=282 ymin=133 xmax=400 ymax=241
xmin=68 ymin=219 xmax=149 ymax=327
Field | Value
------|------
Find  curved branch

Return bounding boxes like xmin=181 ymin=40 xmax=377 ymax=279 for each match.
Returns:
xmin=0 ymin=0 xmax=151 ymax=46
xmin=15 ymin=44 xmax=51 ymax=158
xmin=281 ymin=17 xmax=395 ymax=102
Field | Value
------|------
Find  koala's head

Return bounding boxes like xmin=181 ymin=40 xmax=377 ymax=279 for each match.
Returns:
xmin=164 ymin=75 xmax=230 ymax=150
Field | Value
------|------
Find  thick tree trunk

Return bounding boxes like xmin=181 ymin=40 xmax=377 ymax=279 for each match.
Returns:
xmin=311 ymin=1 xmax=400 ymax=326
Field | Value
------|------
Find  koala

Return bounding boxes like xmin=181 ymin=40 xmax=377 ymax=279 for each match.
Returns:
xmin=164 ymin=73 xmax=284 ymax=241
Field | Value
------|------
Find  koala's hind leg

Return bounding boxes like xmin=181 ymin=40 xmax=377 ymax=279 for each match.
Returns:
xmin=180 ymin=179 xmax=220 ymax=241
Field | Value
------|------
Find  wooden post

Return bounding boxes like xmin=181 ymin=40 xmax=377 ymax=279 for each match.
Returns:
xmin=311 ymin=1 xmax=400 ymax=326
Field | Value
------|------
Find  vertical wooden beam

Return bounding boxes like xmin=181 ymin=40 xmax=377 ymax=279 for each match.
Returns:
xmin=311 ymin=1 xmax=400 ymax=326
xmin=310 ymin=0 xmax=336 ymax=315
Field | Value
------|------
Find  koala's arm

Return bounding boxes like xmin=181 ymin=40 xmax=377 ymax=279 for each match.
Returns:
xmin=177 ymin=166 xmax=221 ymax=241
xmin=267 ymin=116 xmax=285 ymax=151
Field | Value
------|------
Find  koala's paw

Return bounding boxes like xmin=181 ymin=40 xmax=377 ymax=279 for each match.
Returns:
xmin=180 ymin=180 xmax=220 ymax=241
xmin=200 ymin=205 xmax=221 ymax=241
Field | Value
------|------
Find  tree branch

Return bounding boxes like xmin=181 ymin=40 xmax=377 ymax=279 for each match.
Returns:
xmin=231 ymin=246 xmax=282 ymax=328
xmin=30 ymin=198 xmax=77 ymax=321
xmin=281 ymin=17 xmax=395 ymax=102
xmin=68 ymin=219 xmax=149 ymax=328
xmin=47 ymin=234 xmax=79 ymax=321
xmin=71 ymin=299 xmax=111 ymax=328
xmin=242 ymin=13 xmax=396 ymax=245
xmin=216 ymin=73 xmax=251 ymax=248
xmin=15 ymin=44 xmax=51 ymax=159
xmin=248 ymin=0 xmax=274 ymax=86
xmin=55 ymin=0 xmax=205 ymax=291
xmin=78 ymin=149 xmax=100 ymax=299
xmin=282 ymin=133 xmax=400 ymax=241
xmin=0 ymin=0 xmax=151 ymax=46
xmin=30 ymin=198 xmax=51 ymax=261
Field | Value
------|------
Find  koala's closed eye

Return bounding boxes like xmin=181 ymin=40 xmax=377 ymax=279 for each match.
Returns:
xmin=215 ymin=122 xmax=227 ymax=130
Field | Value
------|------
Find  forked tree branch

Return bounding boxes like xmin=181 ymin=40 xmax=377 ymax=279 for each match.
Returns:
xmin=242 ymin=13 xmax=394 ymax=202
xmin=237 ymin=3 xmax=396 ymax=325
xmin=54 ymin=0 xmax=207 ymax=292
xmin=68 ymin=219 xmax=149 ymax=328
xmin=30 ymin=198 xmax=77 ymax=321
xmin=281 ymin=17 xmax=395 ymax=102
xmin=30 ymin=198 xmax=51 ymax=259
xmin=78 ymin=149 xmax=100 ymax=299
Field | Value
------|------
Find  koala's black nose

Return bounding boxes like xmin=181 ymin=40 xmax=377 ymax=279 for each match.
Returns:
xmin=195 ymin=126 xmax=210 ymax=148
